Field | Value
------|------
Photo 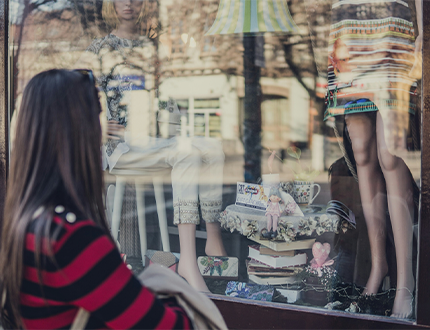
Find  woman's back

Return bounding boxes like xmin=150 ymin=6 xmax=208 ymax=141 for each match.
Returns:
xmin=21 ymin=207 xmax=191 ymax=329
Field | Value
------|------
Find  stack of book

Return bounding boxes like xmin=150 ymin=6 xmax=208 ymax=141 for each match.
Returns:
xmin=247 ymin=238 xmax=315 ymax=303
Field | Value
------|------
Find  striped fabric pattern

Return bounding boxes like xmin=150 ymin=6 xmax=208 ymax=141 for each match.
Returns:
xmin=324 ymin=0 xmax=417 ymax=120
xmin=20 ymin=212 xmax=192 ymax=330
xmin=205 ymin=0 xmax=300 ymax=35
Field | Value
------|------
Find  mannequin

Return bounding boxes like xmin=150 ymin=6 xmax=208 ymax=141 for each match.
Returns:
xmin=325 ymin=0 xmax=421 ymax=318
xmin=81 ymin=0 xmax=227 ymax=292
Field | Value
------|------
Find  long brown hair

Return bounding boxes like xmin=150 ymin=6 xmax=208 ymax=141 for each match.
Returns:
xmin=0 ymin=69 xmax=110 ymax=328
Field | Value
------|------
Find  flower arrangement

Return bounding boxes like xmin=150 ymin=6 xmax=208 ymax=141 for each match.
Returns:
xmin=241 ymin=220 xmax=259 ymax=239
xmin=286 ymin=146 xmax=320 ymax=182
xmin=297 ymin=264 xmax=339 ymax=291
xmin=297 ymin=214 xmax=340 ymax=237
xmin=220 ymin=210 xmax=342 ymax=242
xmin=219 ymin=211 xmax=242 ymax=233
xmin=274 ymin=220 xmax=296 ymax=243
xmin=296 ymin=242 xmax=340 ymax=304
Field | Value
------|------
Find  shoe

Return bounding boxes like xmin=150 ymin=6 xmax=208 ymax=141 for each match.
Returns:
xmin=270 ymin=230 xmax=278 ymax=239
xmin=261 ymin=229 xmax=271 ymax=239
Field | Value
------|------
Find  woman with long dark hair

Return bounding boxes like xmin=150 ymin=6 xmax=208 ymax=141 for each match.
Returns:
xmin=0 ymin=69 xmax=193 ymax=329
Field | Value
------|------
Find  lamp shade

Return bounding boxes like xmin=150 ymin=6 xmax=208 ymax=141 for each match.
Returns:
xmin=206 ymin=0 xmax=300 ymax=35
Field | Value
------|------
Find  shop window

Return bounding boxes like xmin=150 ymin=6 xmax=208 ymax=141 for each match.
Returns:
xmin=7 ymin=0 xmax=423 ymax=325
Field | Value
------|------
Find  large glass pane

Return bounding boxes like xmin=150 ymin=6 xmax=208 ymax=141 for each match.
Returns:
xmin=9 ymin=0 xmax=422 ymax=322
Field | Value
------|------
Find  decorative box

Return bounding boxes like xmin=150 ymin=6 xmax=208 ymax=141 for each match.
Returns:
xmin=197 ymin=256 xmax=239 ymax=280
xmin=225 ymin=281 xmax=274 ymax=301
xmin=145 ymin=250 xmax=180 ymax=272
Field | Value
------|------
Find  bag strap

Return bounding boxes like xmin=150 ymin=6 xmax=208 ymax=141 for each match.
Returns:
xmin=70 ymin=308 xmax=90 ymax=330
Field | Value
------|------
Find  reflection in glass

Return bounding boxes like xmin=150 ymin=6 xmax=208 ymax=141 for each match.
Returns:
xmin=79 ymin=0 xmax=228 ymax=293
xmin=324 ymin=0 xmax=420 ymax=319
xmin=7 ymin=0 xmax=423 ymax=321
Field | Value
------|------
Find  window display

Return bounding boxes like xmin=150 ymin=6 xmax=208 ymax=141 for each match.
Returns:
xmin=7 ymin=0 xmax=422 ymax=323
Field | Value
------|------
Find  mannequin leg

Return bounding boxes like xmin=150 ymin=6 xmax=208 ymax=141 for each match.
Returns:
xmin=169 ymin=141 xmax=209 ymax=291
xmin=375 ymin=113 xmax=415 ymax=318
xmin=193 ymin=138 xmax=227 ymax=257
xmin=205 ymin=222 xmax=227 ymax=257
xmin=177 ymin=223 xmax=210 ymax=292
xmin=346 ymin=113 xmax=388 ymax=295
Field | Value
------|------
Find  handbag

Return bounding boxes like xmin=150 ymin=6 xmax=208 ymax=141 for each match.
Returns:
xmin=145 ymin=250 xmax=180 ymax=272
xmin=139 ymin=263 xmax=228 ymax=330
xmin=197 ymin=256 xmax=239 ymax=280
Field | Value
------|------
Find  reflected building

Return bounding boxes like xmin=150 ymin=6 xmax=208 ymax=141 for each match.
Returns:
xmin=10 ymin=0 xmax=328 ymax=174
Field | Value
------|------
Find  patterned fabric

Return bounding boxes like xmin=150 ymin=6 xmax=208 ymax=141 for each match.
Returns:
xmin=145 ymin=250 xmax=180 ymax=272
xmin=225 ymin=281 xmax=274 ymax=301
xmin=324 ymin=0 xmax=417 ymax=120
xmin=20 ymin=211 xmax=192 ymax=329
xmin=173 ymin=200 xmax=200 ymax=225
xmin=118 ymin=184 xmax=141 ymax=257
xmin=173 ymin=200 xmax=223 ymax=224
xmin=86 ymin=34 xmax=153 ymax=157
xmin=200 ymin=200 xmax=223 ymax=223
xmin=197 ymin=256 xmax=239 ymax=278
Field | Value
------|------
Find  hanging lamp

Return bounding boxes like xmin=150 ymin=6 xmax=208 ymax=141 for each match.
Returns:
xmin=205 ymin=0 xmax=300 ymax=35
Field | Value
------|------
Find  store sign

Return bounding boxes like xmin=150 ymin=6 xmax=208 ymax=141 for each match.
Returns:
xmin=235 ymin=182 xmax=269 ymax=211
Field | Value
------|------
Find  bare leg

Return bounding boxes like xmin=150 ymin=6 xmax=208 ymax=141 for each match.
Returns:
xmin=375 ymin=113 xmax=415 ymax=318
xmin=205 ymin=222 xmax=227 ymax=256
xmin=177 ymin=223 xmax=210 ymax=292
xmin=170 ymin=144 xmax=209 ymax=292
xmin=194 ymin=138 xmax=227 ymax=258
xmin=346 ymin=113 xmax=388 ymax=295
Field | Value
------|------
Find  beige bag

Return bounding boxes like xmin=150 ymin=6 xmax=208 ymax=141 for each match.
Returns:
xmin=71 ymin=264 xmax=228 ymax=330
xmin=138 ymin=264 xmax=228 ymax=330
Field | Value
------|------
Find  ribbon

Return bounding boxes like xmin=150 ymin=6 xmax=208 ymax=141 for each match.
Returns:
xmin=310 ymin=258 xmax=335 ymax=277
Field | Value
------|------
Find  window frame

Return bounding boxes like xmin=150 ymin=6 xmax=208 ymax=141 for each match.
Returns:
xmin=0 ymin=0 xmax=429 ymax=328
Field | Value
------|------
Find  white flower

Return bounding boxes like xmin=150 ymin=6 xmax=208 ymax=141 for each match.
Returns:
xmin=241 ymin=220 xmax=258 ymax=238
xmin=316 ymin=227 xmax=325 ymax=235
xmin=320 ymin=214 xmax=328 ymax=222
xmin=308 ymin=218 xmax=318 ymax=230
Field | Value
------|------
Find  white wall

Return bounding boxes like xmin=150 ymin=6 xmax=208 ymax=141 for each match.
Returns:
xmin=159 ymin=74 xmax=239 ymax=140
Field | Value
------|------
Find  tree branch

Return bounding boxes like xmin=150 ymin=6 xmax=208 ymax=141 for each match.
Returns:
xmin=282 ymin=44 xmax=316 ymax=99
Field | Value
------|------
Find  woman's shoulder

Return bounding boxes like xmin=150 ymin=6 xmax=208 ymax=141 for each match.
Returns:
xmin=26 ymin=207 xmax=114 ymax=270
xmin=28 ymin=206 xmax=104 ymax=246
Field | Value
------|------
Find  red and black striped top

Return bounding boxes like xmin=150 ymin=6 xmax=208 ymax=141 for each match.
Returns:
xmin=20 ymin=211 xmax=193 ymax=329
